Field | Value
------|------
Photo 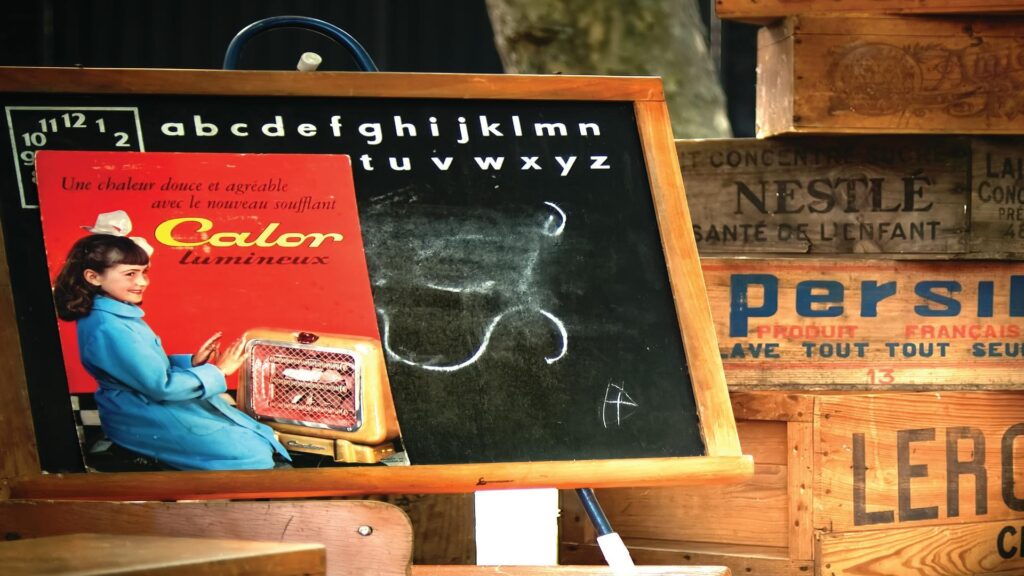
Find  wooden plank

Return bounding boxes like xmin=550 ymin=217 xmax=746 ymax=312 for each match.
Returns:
xmin=787 ymin=422 xmax=815 ymax=560
xmin=637 ymin=100 xmax=742 ymax=459
xmin=376 ymin=494 xmax=476 ymax=565
xmin=971 ymin=139 xmax=1024 ymax=256
xmin=737 ymin=421 xmax=789 ymax=465
xmin=0 ymin=533 xmax=325 ymax=576
xmin=413 ymin=567 xmax=731 ymax=576
xmin=561 ymin=540 xmax=806 ymax=576
xmin=819 ymin=520 xmax=1024 ymax=575
xmin=703 ymin=258 xmax=1024 ymax=389
xmin=730 ymin=391 xmax=815 ymax=422
xmin=0 ymin=218 xmax=39 ymax=486
xmin=677 ymin=137 xmax=971 ymax=255
xmin=590 ymin=464 xmax=788 ymax=548
xmin=815 ymin=392 xmax=1024 ymax=534
xmin=559 ymin=422 xmax=787 ymax=550
xmin=757 ymin=16 xmax=1024 ymax=136
xmin=717 ymin=0 xmax=1024 ymax=23
xmin=0 ymin=500 xmax=411 ymax=576
xmin=0 ymin=67 xmax=664 ymax=101
xmin=9 ymin=455 xmax=754 ymax=501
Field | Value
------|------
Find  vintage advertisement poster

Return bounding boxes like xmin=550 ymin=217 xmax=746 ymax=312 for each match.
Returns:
xmin=36 ymin=150 xmax=403 ymax=471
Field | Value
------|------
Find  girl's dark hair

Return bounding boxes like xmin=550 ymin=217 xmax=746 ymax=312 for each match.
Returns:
xmin=53 ymin=234 xmax=150 ymax=321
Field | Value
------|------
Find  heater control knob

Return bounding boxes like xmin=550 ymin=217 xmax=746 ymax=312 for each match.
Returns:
xmin=296 ymin=331 xmax=320 ymax=344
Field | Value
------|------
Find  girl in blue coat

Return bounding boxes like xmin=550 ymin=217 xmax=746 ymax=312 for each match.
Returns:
xmin=53 ymin=232 xmax=290 ymax=471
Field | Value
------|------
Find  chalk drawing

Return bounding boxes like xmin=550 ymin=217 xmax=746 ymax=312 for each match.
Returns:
xmin=379 ymin=305 xmax=568 ymax=372
xmin=602 ymin=382 xmax=638 ymax=428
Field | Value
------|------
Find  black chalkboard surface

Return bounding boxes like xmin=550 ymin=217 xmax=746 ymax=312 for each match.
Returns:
xmin=0 ymin=69 xmax=748 ymax=499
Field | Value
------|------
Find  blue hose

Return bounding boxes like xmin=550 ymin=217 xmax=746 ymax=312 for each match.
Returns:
xmin=223 ymin=16 xmax=378 ymax=71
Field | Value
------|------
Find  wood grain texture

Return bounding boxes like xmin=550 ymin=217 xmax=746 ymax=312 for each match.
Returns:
xmin=0 ymin=67 xmax=663 ymax=101
xmin=970 ymin=139 xmax=1024 ymax=256
xmin=0 ymin=500 xmax=410 ymax=576
xmin=561 ymin=539 xmax=805 ymax=576
xmin=560 ymin=422 xmax=787 ymax=549
xmin=375 ymin=494 xmax=476 ymax=565
xmin=588 ymin=464 xmax=788 ymax=548
xmin=787 ymin=422 xmax=815 ymax=560
xmin=413 ymin=567 xmax=730 ymax=576
xmin=636 ymin=100 xmax=741 ymax=458
xmin=757 ymin=16 xmax=1024 ymax=136
xmin=815 ymin=392 xmax=1024 ymax=533
xmin=677 ymin=137 xmax=972 ymax=256
xmin=0 ymin=533 xmax=325 ymax=576
xmin=703 ymin=258 xmax=1024 ymax=389
xmin=0 ymin=219 xmax=39 ymax=487
xmin=730 ymin=392 xmax=815 ymax=422
xmin=819 ymin=520 xmax=1024 ymax=575
xmin=717 ymin=0 xmax=1024 ymax=22
xmin=8 ymin=456 xmax=754 ymax=501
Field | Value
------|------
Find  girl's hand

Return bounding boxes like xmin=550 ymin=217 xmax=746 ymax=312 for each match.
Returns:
xmin=215 ymin=337 xmax=248 ymax=377
xmin=192 ymin=332 xmax=222 ymax=367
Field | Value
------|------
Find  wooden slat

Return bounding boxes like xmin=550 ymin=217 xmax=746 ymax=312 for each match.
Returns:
xmin=0 ymin=500 xmax=411 ymax=576
xmin=0 ymin=533 xmax=325 ymax=576
xmin=677 ymin=137 xmax=971 ymax=256
xmin=561 ymin=539 xmax=806 ymax=576
xmin=560 ymin=422 xmax=787 ymax=551
xmin=737 ymin=421 xmax=788 ymax=465
xmin=636 ymin=100 xmax=741 ymax=458
xmin=703 ymin=258 xmax=1024 ymax=389
xmin=377 ymin=494 xmax=476 ymax=565
xmin=0 ymin=218 xmax=39 ymax=487
xmin=970 ymin=139 xmax=1024 ymax=256
xmin=679 ymin=136 xmax=1024 ymax=259
xmin=9 ymin=455 xmax=754 ymax=501
xmin=815 ymin=392 xmax=1024 ymax=533
xmin=757 ymin=16 xmax=1024 ymax=136
xmin=591 ymin=464 xmax=788 ymax=548
xmin=730 ymin=392 xmax=815 ymax=422
xmin=819 ymin=520 xmax=1024 ymax=575
xmin=787 ymin=422 xmax=815 ymax=561
xmin=413 ymin=567 xmax=731 ymax=576
xmin=716 ymin=0 xmax=1024 ymax=23
xmin=0 ymin=67 xmax=663 ymax=101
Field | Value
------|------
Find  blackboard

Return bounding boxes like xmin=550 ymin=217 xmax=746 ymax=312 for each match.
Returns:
xmin=0 ymin=68 xmax=749 ymax=499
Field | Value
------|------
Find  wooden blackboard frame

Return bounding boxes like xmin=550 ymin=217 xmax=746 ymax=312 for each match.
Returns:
xmin=0 ymin=67 xmax=751 ymax=500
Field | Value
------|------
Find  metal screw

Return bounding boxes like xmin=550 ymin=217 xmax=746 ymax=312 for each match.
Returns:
xmin=357 ymin=525 xmax=373 ymax=537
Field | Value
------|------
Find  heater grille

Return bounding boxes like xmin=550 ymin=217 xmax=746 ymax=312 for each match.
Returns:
xmin=246 ymin=340 xmax=361 ymax=430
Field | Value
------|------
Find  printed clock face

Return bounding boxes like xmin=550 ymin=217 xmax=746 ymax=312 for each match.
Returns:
xmin=4 ymin=107 xmax=144 ymax=208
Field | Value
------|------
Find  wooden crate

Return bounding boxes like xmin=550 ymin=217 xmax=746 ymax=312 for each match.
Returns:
xmin=561 ymin=390 xmax=1024 ymax=576
xmin=701 ymin=257 xmax=1024 ymax=390
xmin=716 ymin=0 xmax=1024 ymax=24
xmin=678 ymin=137 xmax=1024 ymax=258
xmin=756 ymin=16 xmax=1024 ymax=136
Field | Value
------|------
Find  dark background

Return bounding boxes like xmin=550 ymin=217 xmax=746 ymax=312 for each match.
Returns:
xmin=0 ymin=0 xmax=758 ymax=136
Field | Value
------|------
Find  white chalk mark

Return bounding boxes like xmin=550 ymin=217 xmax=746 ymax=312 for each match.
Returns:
xmin=380 ymin=307 xmax=517 ymax=372
xmin=602 ymin=382 xmax=638 ymax=428
xmin=539 ymin=309 xmax=568 ymax=364
xmin=424 ymin=280 xmax=496 ymax=294
xmin=517 ymin=250 xmax=539 ymax=292
xmin=380 ymin=306 xmax=569 ymax=373
xmin=542 ymin=202 xmax=566 ymax=236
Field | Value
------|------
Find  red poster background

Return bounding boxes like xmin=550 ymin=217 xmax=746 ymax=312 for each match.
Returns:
xmin=36 ymin=151 xmax=378 ymax=394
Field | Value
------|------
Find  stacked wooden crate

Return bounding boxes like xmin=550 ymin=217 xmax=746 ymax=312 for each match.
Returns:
xmin=561 ymin=2 xmax=1024 ymax=575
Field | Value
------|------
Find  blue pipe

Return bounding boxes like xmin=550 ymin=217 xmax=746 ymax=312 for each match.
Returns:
xmin=576 ymin=488 xmax=613 ymax=537
xmin=223 ymin=16 xmax=379 ymax=72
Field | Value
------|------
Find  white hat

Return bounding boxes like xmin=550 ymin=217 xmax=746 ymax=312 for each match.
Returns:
xmin=83 ymin=210 xmax=154 ymax=257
